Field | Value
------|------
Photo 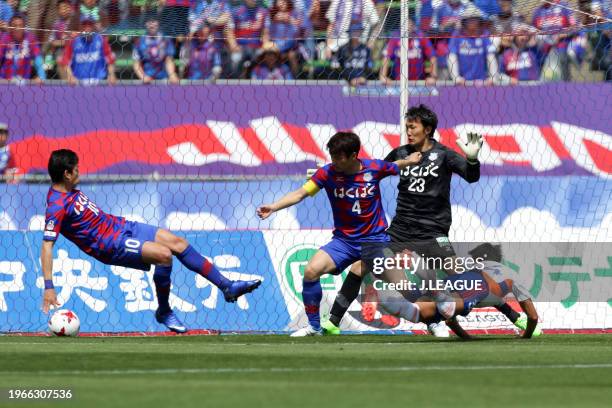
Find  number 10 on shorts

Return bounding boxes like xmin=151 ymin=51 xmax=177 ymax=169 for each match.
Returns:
xmin=124 ymin=238 xmax=142 ymax=254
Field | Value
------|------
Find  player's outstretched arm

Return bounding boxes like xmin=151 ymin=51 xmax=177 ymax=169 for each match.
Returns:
xmin=257 ymin=187 xmax=310 ymax=220
xmin=41 ymin=240 xmax=60 ymax=313
xmin=394 ymin=152 xmax=423 ymax=170
xmin=446 ymin=317 xmax=473 ymax=340
xmin=518 ymin=299 xmax=539 ymax=339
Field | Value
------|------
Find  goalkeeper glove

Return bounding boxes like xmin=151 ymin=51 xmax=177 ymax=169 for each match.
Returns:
xmin=458 ymin=132 xmax=483 ymax=163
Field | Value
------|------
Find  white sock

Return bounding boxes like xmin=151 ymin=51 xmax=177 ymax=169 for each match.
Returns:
xmin=378 ymin=292 xmax=420 ymax=323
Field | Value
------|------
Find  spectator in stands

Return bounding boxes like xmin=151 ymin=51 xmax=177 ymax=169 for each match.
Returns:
xmin=80 ymin=0 xmax=107 ymax=30
xmin=490 ymin=0 xmax=525 ymax=52
xmin=132 ymin=16 xmax=179 ymax=84
xmin=293 ymin=0 xmax=320 ymax=62
xmin=231 ymin=0 xmax=269 ymax=77
xmin=159 ymin=0 xmax=191 ymax=40
xmin=0 ymin=122 xmax=20 ymax=183
xmin=264 ymin=0 xmax=301 ymax=77
xmin=60 ymin=16 xmax=117 ymax=85
xmin=334 ymin=24 xmax=372 ymax=86
xmin=45 ymin=0 xmax=74 ymax=80
xmin=491 ymin=0 xmax=523 ymax=34
xmin=325 ymin=0 xmax=379 ymax=59
xmin=473 ymin=0 xmax=500 ymax=19
xmin=420 ymin=0 xmax=467 ymax=80
xmin=0 ymin=15 xmax=46 ymax=83
xmin=28 ymin=0 xmax=77 ymax=43
xmin=499 ymin=23 xmax=543 ymax=83
xmin=251 ymin=41 xmax=293 ymax=80
xmin=0 ymin=0 xmax=15 ymax=32
xmin=447 ymin=5 xmax=498 ymax=84
xmin=380 ymin=16 xmax=437 ymax=85
xmin=189 ymin=0 xmax=239 ymax=76
xmin=589 ymin=1 xmax=612 ymax=80
xmin=532 ymin=0 xmax=576 ymax=81
xmin=182 ymin=21 xmax=222 ymax=80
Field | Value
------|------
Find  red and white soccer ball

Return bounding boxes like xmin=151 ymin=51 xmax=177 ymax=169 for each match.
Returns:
xmin=48 ymin=309 xmax=80 ymax=337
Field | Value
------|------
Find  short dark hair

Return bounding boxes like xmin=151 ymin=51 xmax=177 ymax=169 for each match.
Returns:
xmin=9 ymin=14 xmax=25 ymax=25
xmin=468 ymin=243 xmax=502 ymax=263
xmin=405 ymin=104 xmax=438 ymax=138
xmin=327 ymin=132 xmax=361 ymax=157
xmin=48 ymin=149 xmax=79 ymax=183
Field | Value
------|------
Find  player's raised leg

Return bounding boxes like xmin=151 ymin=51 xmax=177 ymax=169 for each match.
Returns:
xmin=151 ymin=228 xmax=262 ymax=302
xmin=291 ymin=249 xmax=338 ymax=337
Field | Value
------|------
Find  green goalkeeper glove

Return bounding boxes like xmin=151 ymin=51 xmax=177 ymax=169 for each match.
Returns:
xmin=458 ymin=132 xmax=483 ymax=163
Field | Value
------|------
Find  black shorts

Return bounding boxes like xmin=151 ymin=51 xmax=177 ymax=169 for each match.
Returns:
xmin=387 ymin=233 xmax=457 ymax=259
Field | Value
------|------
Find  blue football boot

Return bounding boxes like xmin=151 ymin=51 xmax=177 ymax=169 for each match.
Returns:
xmin=222 ymin=279 xmax=262 ymax=303
xmin=155 ymin=309 xmax=188 ymax=333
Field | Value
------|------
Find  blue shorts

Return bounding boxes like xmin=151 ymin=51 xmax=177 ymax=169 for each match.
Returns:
xmin=447 ymin=271 xmax=490 ymax=316
xmin=110 ymin=221 xmax=159 ymax=271
xmin=320 ymin=234 xmax=390 ymax=275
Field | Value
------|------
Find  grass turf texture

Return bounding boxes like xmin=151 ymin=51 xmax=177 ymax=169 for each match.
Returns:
xmin=1 ymin=335 xmax=611 ymax=407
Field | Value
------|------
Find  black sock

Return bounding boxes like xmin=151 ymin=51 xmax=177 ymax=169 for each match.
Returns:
xmin=495 ymin=303 xmax=519 ymax=323
xmin=329 ymin=272 xmax=363 ymax=327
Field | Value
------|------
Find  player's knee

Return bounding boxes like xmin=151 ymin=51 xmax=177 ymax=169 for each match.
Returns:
xmin=157 ymin=247 xmax=173 ymax=265
xmin=303 ymin=264 xmax=321 ymax=281
xmin=349 ymin=263 xmax=363 ymax=277
xmin=167 ymin=235 xmax=188 ymax=253
xmin=174 ymin=236 xmax=188 ymax=250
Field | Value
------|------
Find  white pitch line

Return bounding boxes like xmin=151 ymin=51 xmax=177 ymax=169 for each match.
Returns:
xmin=0 ymin=341 xmax=446 ymax=347
xmin=2 ymin=363 xmax=612 ymax=377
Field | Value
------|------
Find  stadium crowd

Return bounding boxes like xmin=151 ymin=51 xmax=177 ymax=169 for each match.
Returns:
xmin=0 ymin=0 xmax=610 ymax=83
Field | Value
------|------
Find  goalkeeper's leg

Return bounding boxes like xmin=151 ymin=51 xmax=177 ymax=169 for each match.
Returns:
xmin=325 ymin=262 xmax=365 ymax=334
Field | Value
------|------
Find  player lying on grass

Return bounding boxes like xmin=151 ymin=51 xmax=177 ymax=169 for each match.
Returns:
xmin=41 ymin=149 xmax=261 ymax=333
xmin=324 ymin=246 xmax=537 ymax=337
xmin=417 ymin=267 xmax=541 ymax=339
xmin=257 ymin=131 xmax=421 ymax=336
xmin=366 ymin=244 xmax=542 ymax=339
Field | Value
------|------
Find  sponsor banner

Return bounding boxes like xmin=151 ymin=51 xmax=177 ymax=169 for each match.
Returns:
xmin=1 ymin=84 xmax=610 ymax=177
xmin=369 ymin=242 xmax=612 ymax=303
xmin=0 ymin=231 xmax=289 ymax=333
xmin=263 ymin=231 xmax=612 ymax=331
xmin=2 ymin=230 xmax=611 ymax=332
xmin=1 ymin=180 xmax=611 ymax=234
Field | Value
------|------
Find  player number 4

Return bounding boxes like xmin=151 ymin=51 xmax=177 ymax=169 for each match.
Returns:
xmin=352 ymin=201 xmax=362 ymax=215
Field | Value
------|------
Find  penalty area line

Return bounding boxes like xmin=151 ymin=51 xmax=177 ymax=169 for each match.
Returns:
xmin=3 ymin=363 xmax=612 ymax=376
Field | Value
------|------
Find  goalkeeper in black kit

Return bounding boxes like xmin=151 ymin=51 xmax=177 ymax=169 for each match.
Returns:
xmin=322 ymin=104 xmax=533 ymax=337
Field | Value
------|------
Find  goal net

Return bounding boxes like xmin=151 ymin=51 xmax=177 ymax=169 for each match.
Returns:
xmin=0 ymin=0 xmax=610 ymax=334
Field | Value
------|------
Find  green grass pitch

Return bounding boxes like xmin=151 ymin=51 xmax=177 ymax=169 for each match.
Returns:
xmin=1 ymin=334 xmax=611 ymax=407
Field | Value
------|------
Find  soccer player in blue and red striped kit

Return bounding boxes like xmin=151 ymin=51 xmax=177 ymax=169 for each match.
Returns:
xmin=257 ymin=132 xmax=420 ymax=336
xmin=41 ymin=149 xmax=261 ymax=333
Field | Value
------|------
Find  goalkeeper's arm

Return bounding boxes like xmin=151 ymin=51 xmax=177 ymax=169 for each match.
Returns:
xmin=394 ymin=152 xmax=423 ymax=170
